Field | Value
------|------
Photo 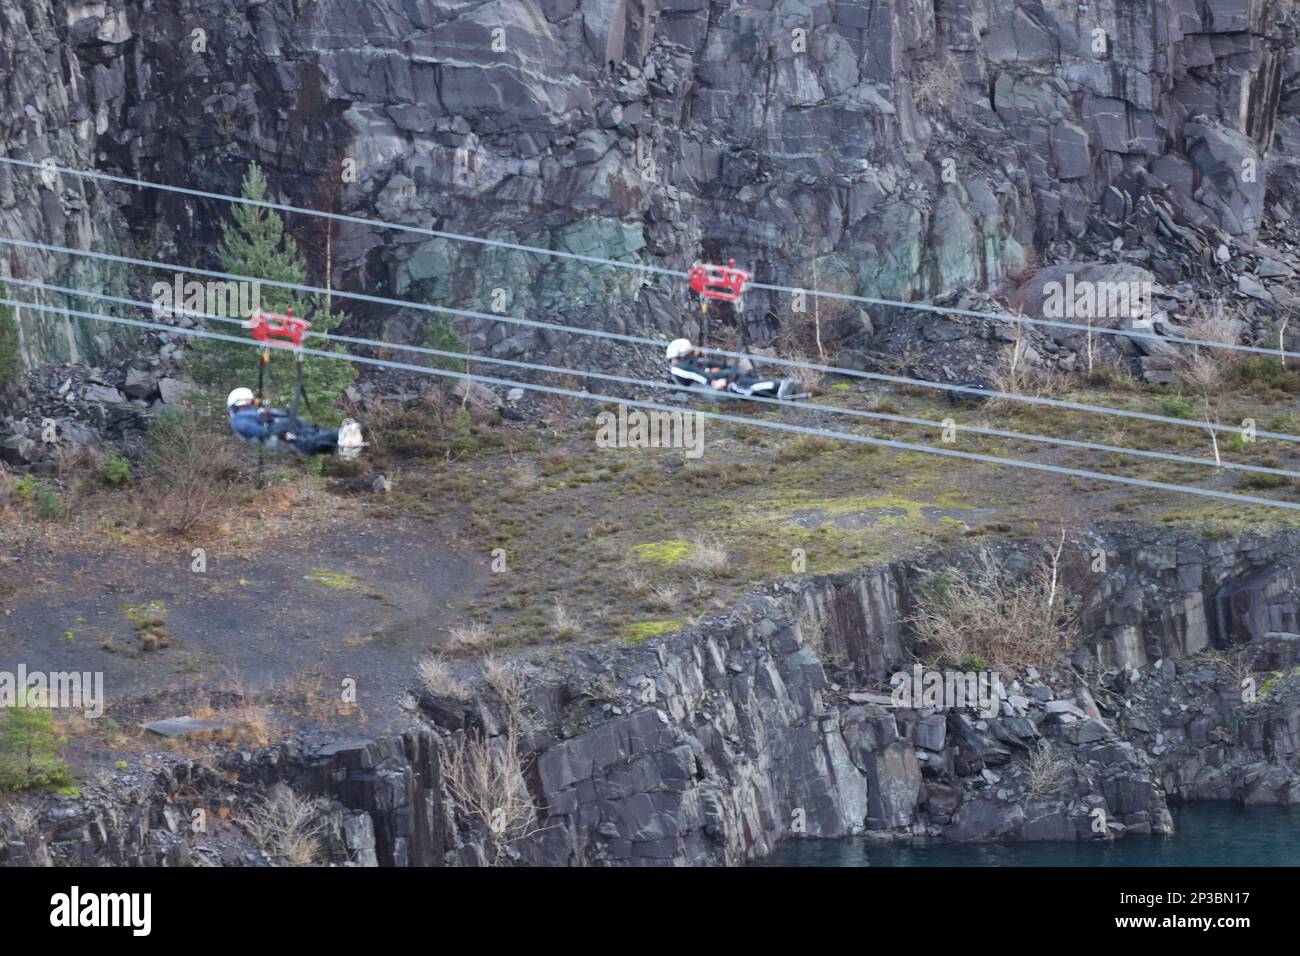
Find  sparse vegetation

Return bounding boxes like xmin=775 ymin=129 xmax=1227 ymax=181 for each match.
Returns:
xmin=417 ymin=656 xmax=469 ymax=699
xmin=33 ymin=483 xmax=60 ymax=520
xmin=443 ymin=726 xmax=538 ymax=856
xmin=1229 ymin=357 xmax=1300 ymax=394
xmin=0 ymin=303 xmax=20 ymax=385
xmin=239 ymin=785 xmax=328 ymax=866
xmin=909 ymin=534 xmax=1078 ymax=671
xmin=0 ymin=690 xmax=74 ymax=791
xmin=144 ymin=406 xmax=238 ymax=535
xmin=911 ymin=51 xmax=967 ymax=113
xmin=549 ymin=600 xmax=581 ymax=640
xmin=304 ymin=569 xmax=363 ymax=591
xmin=423 ymin=313 xmax=469 ymax=374
xmin=8 ymin=475 xmax=60 ymax=519
xmin=625 ymin=619 xmax=680 ymax=642
xmin=1238 ymin=471 xmax=1292 ymax=491
xmin=10 ymin=474 xmax=37 ymax=501
xmin=445 ymin=622 xmax=496 ymax=656
xmin=123 ymin=599 xmax=173 ymax=652
xmin=631 ymin=539 xmax=691 ymax=565
xmin=683 ymin=534 xmax=729 ymax=576
xmin=102 ymin=453 xmax=133 ymax=486
xmin=1026 ymin=743 xmax=1070 ymax=798
xmin=1158 ymin=395 xmax=1197 ymax=420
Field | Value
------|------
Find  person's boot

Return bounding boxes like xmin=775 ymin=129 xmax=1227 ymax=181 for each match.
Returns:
xmin=337 ymin=419 xmax=365 ymax=459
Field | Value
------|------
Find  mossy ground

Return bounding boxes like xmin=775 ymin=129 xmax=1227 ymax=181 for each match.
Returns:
xmin=358 ymin=367 xmax=1300 ymax=652
xmin=11 ymin=366 xmax=1300 ymax=665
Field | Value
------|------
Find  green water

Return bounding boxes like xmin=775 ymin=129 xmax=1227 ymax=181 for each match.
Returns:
xmin=756 ymin=804 xmax=1298 ymax=867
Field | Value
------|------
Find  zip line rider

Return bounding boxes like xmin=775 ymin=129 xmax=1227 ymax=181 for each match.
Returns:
xmin=666 ymin=337 xmax=807 ymax=400
xmin=666 ymin=338 xmax=731 ymax=390
xmin=227 ymin=388 xmax=363 ymax=456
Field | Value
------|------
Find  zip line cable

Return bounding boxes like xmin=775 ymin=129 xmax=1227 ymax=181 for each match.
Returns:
xmin=8 ymin=275 xmax=1300 ymax=481
xmin=1 ymin=154 xmax=1288 ymax=361
xmin=0 ymin=156 xmax=680 ymax=278
xmin=2 ymin=234 xmax=1292 ymax=445
xmin=6 ymin=293 xmax=1300 ymax=513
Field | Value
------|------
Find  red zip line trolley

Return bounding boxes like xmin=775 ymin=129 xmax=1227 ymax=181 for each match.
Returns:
xmin=688 ymin=259 xmax=751 ymax=311
xmin=242 ymin=307 xmax=313 ymax=484
xmin=243 ymin=306 xmax=312 ymax=349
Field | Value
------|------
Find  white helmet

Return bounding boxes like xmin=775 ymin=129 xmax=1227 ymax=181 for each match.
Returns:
xmin=666 ymin=338 xmax=693 ymax=360
xmin=227 ymin=387 xmax=255 ymax=409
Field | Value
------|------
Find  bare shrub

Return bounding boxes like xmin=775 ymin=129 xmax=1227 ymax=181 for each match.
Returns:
xmin=1198 ymin=649 xmax=1256 ymax=699
xmin=987 ymin=334 xmax=1066 ymax=411
xmin=216 ymin=703 xmax=276 ymax=748
xmin=51 ymin=443 xmax=103 ymax=479
xmin=689 ymin=576 xmax=715 ymax=601
xmin=3 ymin=797 xmax=41 ymax=836
xmin=482 ymin=656 xmax=527 ymax=704
xmin=912 ymin=51 xmax=967 ymax=113
xmin=683 ymin=534 xmax=730 ymax=576
xmin=144 ymin=406 xmax=238 ymax=535
xmin=418 ymin=656 xmax=468 ymax=699
xmin=1176 ymin=306 xmax=1242 ymax=391
xmin=1175 ymin=305 xmax=1243 ymax=464
xmin=779 ymin=256 xmax=860 ymax=364
xmin=909 ymin=533 xmax=1079 ymax=672
xmin=239 ymin=786 xmax=328 ymax=866
xmin=777 ymin=349 xmax=827 ymax=394
xmin=1026 ymin=744 xmax=1070 ymax=798
xmin=1085 ymin=358 xmax=1141 ymax=391
xmin=443 ymin=727 xmax=538 ymax=853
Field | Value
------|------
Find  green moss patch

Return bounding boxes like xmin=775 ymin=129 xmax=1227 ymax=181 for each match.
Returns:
xmin=631 ymin=540 xmax=691 ymax=565
xmin=625 ymin=619 xmax=682 ymax=643
xmin=305 ymin=569 xmax=364 ymax=591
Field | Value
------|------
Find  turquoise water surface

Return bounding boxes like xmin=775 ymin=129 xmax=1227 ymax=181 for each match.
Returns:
xmin=756 ymin=803 xmax=1298 ymax=866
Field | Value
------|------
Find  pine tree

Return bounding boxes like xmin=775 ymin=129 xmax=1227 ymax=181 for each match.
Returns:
xmin=188 ymin=163 xmax=354 ymax=423
xmin=0 ymin=690 xmax=72 ymax=791
xmin=0 ymin=303 xmax=20 ymax=385
xmin=423 ymin=313 xmax=468 ymax=374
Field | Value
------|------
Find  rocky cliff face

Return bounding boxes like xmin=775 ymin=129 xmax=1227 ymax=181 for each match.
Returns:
xmin=7 ymin=523 xmax=1299 ymax=867
xmin=2 ymin=0 xmax=1298 ymax=368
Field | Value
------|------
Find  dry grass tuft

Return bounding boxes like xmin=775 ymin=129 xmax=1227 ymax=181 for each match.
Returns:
xmin=445 ymin=622 xmax=496 ymax=656
xmin=987 ymin=336 xmax=1067 ymax=412
xmin=1026 ymin=744 xmax=1071 ymax=798
xmin=239 ymin=786 xmax=328 ymax=866
xmin=646 ymin=583 xmax=680 ymax=612
xmin=418 ymin=656 xmax=469 ymax=699
xmin=683 ymin=534 xmax=730 ymax=576
xmin=549 ymin=600 xmax=581 ymax=640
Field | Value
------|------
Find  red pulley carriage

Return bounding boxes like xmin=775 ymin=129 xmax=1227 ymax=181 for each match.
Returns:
xmin=688 ymin=258 xmax=751 ymax=311
xmin=243 ymin=306 xmax=312 ymax=348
